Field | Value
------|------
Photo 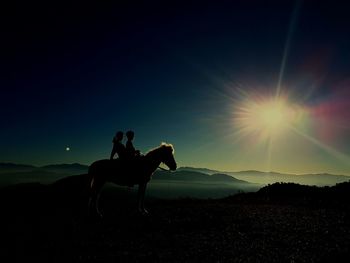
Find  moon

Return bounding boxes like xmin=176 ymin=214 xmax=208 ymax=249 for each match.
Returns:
xmin=66 ymin=147 xmax=70 ymax=151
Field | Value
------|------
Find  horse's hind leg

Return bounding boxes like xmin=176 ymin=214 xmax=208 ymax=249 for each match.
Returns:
xmin=137 ymin=182 xmax=148 ymax=214
xmin=88 ymin=192 xmax=99 ymax=217
xmin=95 ymin=192 xmax=102 ymax=217
xmin=88 ymin=176 xmax=103 ymax=218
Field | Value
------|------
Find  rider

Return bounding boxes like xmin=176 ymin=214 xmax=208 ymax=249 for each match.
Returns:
xmin=110 ymin=131 xmax=126 ymax=160
xmin=125 ymin=130 xmax=141 ymax=160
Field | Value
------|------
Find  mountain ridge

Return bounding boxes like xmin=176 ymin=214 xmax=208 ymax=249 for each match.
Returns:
xmin=1 ymin=162 xmax=349 ymax=177
xmin=153 ymin=170 xmax=251 ymax=184
xmin=1 ymin=163 xmax=349 ymax=186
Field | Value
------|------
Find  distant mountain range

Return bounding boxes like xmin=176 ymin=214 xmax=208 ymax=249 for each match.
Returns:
xmin=180 ymin=167 xmax=350 ymax=186
xmin=0 ymin=162 xmax=88 ymax=174
xmin=177 ymin=166 xmax=220 ymax=175
xmin=221 ymin=170 xmax=349 ymax=186
xmin=40 ymin=163 xmax=88 ymax=174
xmin=0 ymin=163 xmax=349 ymax=186
xmin=0 ymin=163 xmax=37 ymax=173
xmin=0 ymin=163 xmax=251 ymax=186
xmin=154 ymin=170 xmax=250 ymax=184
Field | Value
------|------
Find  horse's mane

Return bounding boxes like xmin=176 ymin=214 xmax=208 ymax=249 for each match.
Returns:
xmin=146 ymin=142 xmax=175 ymax=156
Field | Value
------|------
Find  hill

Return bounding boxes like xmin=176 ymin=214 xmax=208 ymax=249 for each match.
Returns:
xmin=41 ymin=163 xmax=88 ymax=174
xmin=2 ymin=163 xmax=349 ymax=186
xmin=148 ymin=170 xmax=257 ymax=198
xmin=0 ymin=162 xmax=89 ymax=175
xmin=0 ymin=163 xmax=36 ymax=173
xmin=176 ymin=166 xmax=220 ymax=175
xmin=2 ymin=163 xmax=349 ymax=198
xmin=153 ymin=170 xmax=250 ymax=184
xmin=0 ymin=165 xmax=258 ymax=198
xmin=225 ymin=181 xmax=350 ymax=207
xmin=179 ymin=167 xmax=350 ymax=186
xmin=0 ymin=170 xmax=70 ymax=187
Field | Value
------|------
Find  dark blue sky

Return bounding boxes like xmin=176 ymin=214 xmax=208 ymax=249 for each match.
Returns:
xmin=2 ymin=1 xmax=350 ymax=173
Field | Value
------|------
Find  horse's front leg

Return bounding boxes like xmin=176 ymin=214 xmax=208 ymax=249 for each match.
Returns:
xmin=137 ymin=182 xmax=148 ymax=214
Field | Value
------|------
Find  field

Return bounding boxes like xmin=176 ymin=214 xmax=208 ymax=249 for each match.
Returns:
xmin=1 ymin=179 xmax=349 ymax=262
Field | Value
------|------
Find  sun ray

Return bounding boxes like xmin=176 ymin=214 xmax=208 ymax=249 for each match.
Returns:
xmin=289 ymin=125 xmax=350 ymax=165
xmin=266 ymin=136 xmax=273 ymax=172
xmin=276 ymin=0 xmax=302 ymax=98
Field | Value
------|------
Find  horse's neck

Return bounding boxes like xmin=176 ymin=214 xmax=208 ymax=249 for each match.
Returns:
xmin=145 ymin=149 xmax=162 ymax=173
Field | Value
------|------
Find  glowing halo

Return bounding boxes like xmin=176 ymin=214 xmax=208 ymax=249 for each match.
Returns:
xmin=233 ymin=95 xmax=304 ymax=141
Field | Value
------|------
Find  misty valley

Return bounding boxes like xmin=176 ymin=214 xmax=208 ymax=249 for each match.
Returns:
xmin=1 ymin=163 xmax=349 ymax=199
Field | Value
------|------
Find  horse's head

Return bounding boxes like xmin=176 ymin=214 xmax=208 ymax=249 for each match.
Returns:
xmin=160 ymin=143 xmax=177 ymax=171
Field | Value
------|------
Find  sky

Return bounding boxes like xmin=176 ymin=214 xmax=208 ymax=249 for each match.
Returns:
xmin=1 ymin=0 xmax=350 ymax=175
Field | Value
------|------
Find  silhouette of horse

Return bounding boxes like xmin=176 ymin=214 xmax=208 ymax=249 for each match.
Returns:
xmin=88 ymin=143 xmax=177 ymax=216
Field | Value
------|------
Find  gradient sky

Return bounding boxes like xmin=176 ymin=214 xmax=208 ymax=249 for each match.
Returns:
xmin=1 ymin=1 xmax=350 ymax=175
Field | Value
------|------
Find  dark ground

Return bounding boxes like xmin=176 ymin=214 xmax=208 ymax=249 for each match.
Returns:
xmin=1 ymin=177 xmax=350 ymax=262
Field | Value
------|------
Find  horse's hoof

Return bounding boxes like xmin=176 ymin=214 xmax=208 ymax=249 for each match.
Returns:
xmin=141 ymin=209 xmax=149 ymax=216
xmin=88 ymin=212 xmax=103 ymax=222
xmin=137 ymin=209 xmax=149 ymax=216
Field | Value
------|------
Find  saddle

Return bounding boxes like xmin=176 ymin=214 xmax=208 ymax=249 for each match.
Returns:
xmin=109 ymin=156 xmax=145 ymax=186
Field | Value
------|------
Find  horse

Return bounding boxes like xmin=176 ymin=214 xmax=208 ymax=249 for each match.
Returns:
xmin=88 ymin=143 xmax=177 ymax=217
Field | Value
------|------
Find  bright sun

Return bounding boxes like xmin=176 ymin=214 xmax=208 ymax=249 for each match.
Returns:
xmin=258 ymin=100 xmax=290 ymax=131
xmin=234 ymin=96 xmax=300 ymax=139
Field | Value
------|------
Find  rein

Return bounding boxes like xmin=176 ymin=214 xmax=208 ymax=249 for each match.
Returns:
xmin=157 ymin=166 xmax=171 ymax=171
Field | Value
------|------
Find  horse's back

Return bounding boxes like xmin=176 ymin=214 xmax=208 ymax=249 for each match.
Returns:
xmin=88 ymin=157 xmax=150 ymax=186
xmin=89 ymin=159 xmax=113 ymax=174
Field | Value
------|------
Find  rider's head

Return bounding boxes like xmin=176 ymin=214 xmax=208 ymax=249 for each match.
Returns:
xmin=116 ymin=131 xmax=123 ymax=141
xmin=126 ymin=130 xmax=134 ymax=140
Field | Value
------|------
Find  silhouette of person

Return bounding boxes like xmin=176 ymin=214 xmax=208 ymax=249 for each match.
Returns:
xmin=125 ymin=130 xmax=141 ymax=160
xmin=110 ymin=131 xmax=126 ymax=160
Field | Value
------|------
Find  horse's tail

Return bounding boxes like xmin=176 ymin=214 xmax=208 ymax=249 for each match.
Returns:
xmin=88 ymin=161 xmax=98 ymax=191
xmin=89 ymin=174 xmax=95 ymax=190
